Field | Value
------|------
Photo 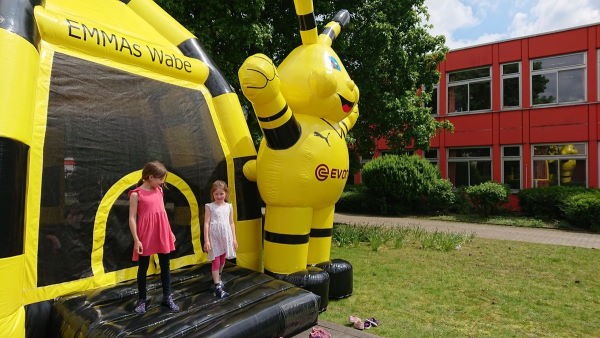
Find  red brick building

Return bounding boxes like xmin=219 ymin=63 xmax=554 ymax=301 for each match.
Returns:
xmin=373 ymin=23 xmax=600 ymax=198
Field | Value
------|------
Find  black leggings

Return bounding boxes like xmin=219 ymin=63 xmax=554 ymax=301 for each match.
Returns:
xmin=137 ymin=253 xmax=171 ymax=300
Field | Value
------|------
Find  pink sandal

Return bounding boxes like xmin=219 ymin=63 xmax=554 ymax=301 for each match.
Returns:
xmin=309 ymin=327 xmax=331 ymax=338
xmin=348 ymin=315 xmax=364 ymax=330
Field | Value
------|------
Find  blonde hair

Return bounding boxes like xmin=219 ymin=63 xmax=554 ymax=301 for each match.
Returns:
xmin=137 ymin=161 xmax=168 ymax=187
xmin=210 ymin=180 xmax=229 ymax=201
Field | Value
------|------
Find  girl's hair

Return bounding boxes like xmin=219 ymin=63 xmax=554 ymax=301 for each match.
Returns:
xmin=137 ymin=161 xmax=168 ymax=187
xmin=210 ymin=180 xmax=229 ymax=202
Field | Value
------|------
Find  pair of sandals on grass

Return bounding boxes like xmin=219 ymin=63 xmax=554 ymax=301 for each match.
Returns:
xmin=349 ymin=315 xmax=380 ymax=330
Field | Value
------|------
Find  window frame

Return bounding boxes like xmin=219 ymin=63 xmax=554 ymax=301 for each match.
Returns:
xmin=501 ymin=62 xmax=521 ymax=109
xmin=531 ymin=143 xmax=588 ymax=188
xmin=446 ymin=146 xmax=492 ymax=187
xmin=501 ymin=145 xmax=522 ymax=192
xmin=380 ymin=149 xmax=415 ymax=157
xmin=447 ymin=66 xmax=492 ymax=114
xmin=430 ymin=84 xmax=438 ymax=116
xmin=423 ymin=148 xmax=439 ymax=167
xmin=530 ymin=52 xmax=587 ymax=106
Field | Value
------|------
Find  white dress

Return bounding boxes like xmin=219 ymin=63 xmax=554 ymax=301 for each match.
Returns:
xmin=205 ymin=202 xmax=236 ymax=261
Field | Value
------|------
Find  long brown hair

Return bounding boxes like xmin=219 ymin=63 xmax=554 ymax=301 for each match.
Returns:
xmin=210 ymin=180 xmax=229 ymax=202
xmin=137 ymin=161 xmax=168 ymax=187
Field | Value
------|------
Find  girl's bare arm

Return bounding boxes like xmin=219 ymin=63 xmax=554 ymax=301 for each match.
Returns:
xmin=203 ymin=204 xmax=211 ymax=252
xmin=129 ymin=192 xmax=143 ymax=254
xmin=229 ymin=204 xmax=238 ymax=249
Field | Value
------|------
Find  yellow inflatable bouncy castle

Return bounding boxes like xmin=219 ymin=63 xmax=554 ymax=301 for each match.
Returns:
xmin=239 ymin=0 xmax=359 ymax=308
xmin=0 ymin=0 xmax=333 ymax=336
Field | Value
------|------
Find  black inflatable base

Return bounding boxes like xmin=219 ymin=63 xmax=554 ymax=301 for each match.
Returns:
xmin=269 ymin=267 xmax=330 ymax=312
xmin=317 ymin=258 xmax=353 ymax=299
xmin=49 ymin=263 xmax=319 ymax=338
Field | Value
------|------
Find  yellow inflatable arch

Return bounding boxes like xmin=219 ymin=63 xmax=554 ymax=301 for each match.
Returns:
xmin=0 ymin=0 xmax=263 ymax=335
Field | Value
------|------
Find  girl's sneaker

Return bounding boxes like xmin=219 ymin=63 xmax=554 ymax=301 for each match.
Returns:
xmin=134 ymin=299 xmax=147 ymax=314
xmin=162 ymin=294 xmax=180 ymax=312
xmin=214 ymin=282 xmax=229 ymax=298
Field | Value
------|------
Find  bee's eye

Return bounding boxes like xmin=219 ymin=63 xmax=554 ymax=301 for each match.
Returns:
xmin=329 ymin=56 xmax=341 ymax=71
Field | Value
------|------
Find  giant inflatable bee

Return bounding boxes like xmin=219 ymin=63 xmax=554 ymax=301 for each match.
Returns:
xmin=239 ymin=0 xmax=359 ymax=302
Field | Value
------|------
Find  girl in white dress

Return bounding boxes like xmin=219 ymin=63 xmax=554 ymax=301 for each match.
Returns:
xmin=203 ymin=180 xmax=238 ymax=298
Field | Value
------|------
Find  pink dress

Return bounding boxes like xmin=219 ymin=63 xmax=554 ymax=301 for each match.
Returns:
xmin=205 ymin=202 xmax=236 ymax=261
xmin=129 ymin=186 xmax=175 ymax=261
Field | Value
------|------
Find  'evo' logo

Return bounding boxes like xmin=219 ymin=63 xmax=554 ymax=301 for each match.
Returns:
xmin=315 ymin=164 xmax=349 ymax=181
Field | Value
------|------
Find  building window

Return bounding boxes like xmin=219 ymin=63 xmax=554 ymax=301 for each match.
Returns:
xmin=532 ymin=143 xmax=587 ymax=187
xmin=502 ymin=145 xmax=521 ymax=191
xmin=447 ymin=147 xmax=492 ymax=187
xmin=427 ymin=85 xmax=438 ymax=115
xmin=531 ymin=53 xmax=586 ymax=105
xmin=447 ymin=67 xmax=491 ymax=113
xmin=380 ymin=149 xmax=415 ymax=157
xmin=359 ymin=152 xmax=373 ymax=166
xmin=501 ymin=62 xmax=520 ymax=108
xmin=424 ymin=148 xmax=438 ymax=167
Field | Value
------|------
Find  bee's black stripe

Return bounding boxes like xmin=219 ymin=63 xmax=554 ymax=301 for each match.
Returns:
xmin=340 ymin=120 xmax=349 ymax=133
xmin=321 ymin=27 xmax=337 ymax=41
xmin=0 ymin=0 xmax=40 ymax=45
xmin=265 ymin=231 xmax=310 ymax=245
xmin=258 ymin=105 xmax=288 ymax=122
xmin=310 ymin=228 xmax=333 ymax=237
xmin=297 ymin=13 xmax=316 ymax=31
xmin=263 ymin=117 xmax=301 ymax=150
xmin=178 ymin=38 xmax=233 ymax=97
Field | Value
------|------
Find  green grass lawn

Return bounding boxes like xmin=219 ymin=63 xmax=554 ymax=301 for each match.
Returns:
xmin=320 ymin=228 xmax=600 ymax=337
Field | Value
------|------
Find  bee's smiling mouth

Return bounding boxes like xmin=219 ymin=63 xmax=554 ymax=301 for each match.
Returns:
xmin=338 ymin=94 xmax=354 ymax=113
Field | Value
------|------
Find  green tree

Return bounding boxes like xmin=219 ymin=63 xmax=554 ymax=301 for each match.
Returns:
xmin=156 ymin=0 xmax=451 ymax=152
xmin=322 ymin=0 xmax=452 ymax=154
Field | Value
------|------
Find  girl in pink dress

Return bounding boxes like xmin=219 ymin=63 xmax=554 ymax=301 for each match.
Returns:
xmin=128 ymin=161 xmax=179 ymax=313
xmin=203 ymin=180 xmax=238 ymax=298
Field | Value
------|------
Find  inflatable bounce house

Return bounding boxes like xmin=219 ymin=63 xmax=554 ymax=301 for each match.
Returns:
xmin=0 ymin=0 xmax=356 ymax=336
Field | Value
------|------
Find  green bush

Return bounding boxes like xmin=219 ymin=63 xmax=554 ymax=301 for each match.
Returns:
xmin=342 ymin=183 xmax=364 ymax=193
xmin=561 ymin=192 xmax=600 ymax=232
xmin=449 ymin=187 xmax=470 ymax=214
xmin=422 ymin=179 xmax=455 ymax=214
xmin=336 ymin=188 xmax=377 ymax=214
xmin=518 ymin=186 xmax=589 ymax=220
xmin=466 ymin=182 xmax=509 ymax=217
xmin=361 ymin=155 xmax=441 ymax=214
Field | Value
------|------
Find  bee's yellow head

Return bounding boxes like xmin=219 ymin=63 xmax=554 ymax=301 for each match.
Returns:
xmin=280 ymin=2 xmax=359 ymax=121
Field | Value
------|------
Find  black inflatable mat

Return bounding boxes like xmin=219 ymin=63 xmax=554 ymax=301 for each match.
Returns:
xmin=51 ymin=263 xmax=319 ymax=337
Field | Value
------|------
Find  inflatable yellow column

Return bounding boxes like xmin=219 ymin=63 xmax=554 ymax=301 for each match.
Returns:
xmin=0 ymin=1 xmax=40 ymax=336
xmin=239 ymin=0 xmax=358 ymax=302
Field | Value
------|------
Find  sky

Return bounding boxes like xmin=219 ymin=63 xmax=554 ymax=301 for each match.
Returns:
xmin=424 ymin=0 xmax=600 ymax=50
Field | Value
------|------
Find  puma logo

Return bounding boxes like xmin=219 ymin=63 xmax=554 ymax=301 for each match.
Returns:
xmin=314 ymin=131 xmax=331 ymax=146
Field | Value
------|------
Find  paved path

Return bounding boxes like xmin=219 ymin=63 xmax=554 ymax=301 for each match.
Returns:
xmin=293 ymin=213 xmax=600 ymax=337
xmin=334 ymin=213 xmax=600 ymax=249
